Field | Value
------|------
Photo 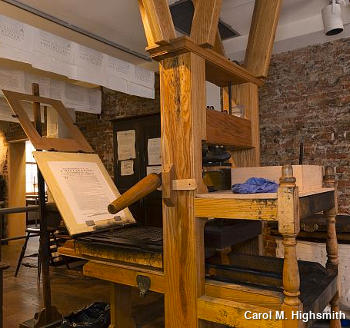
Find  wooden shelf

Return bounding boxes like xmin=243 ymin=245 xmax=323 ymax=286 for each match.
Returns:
xmin=206 ymin=109 xmax=252 ymax=148
xmin=147 ymin=37 xmax=263 ymax=87
xmin=194 ymin=188 xmax=335 ymax=220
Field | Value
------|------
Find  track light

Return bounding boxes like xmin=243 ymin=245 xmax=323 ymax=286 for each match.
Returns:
xmin=322 ymin=0 xmax=347 ymax=36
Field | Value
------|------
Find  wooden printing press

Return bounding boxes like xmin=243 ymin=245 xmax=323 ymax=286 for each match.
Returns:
xmin=1 ymin=0 xmax=342 ymax=324
xmin=2 ymin=88 xmax=341 ymax=328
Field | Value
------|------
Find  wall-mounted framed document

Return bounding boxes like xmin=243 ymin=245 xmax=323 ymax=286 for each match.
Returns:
xmin=33 ymin=151 xmax=136 ymax=236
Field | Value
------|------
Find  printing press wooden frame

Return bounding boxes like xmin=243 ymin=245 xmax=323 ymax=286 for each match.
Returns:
xmin=63 ymin=0 xmax=340 ymax=326
xmin=5 ymin=0 xmax=340 ymax=327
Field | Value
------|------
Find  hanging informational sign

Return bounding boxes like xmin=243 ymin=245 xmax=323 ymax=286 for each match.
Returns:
xmin=0 ymin=14 xmax=155 ymax=102
xmin=117 ymin=130 xmax=136 ymax=161
xmin=120 ymin=160 xmax=134 ymax=176
xmin=147 ymin=138 xmax=161 ymax=165
xmin=0 ymin=67 xmax=101 ymax=118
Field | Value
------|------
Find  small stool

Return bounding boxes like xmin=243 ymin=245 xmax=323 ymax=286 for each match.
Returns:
xmin=14 ymin=227 xmax=40 ymax=277
xmin=14 ymin=227 xmax=61 ymax=277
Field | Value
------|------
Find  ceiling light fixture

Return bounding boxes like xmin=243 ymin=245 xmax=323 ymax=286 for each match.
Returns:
xmin=322 ymin=0 xmax=349 ymax=36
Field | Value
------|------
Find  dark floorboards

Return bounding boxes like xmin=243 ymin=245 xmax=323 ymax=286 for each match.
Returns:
xmin=2 ymin=236 xmax=343 ymax=327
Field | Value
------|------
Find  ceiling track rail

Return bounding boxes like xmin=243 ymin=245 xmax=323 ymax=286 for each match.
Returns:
xmin=2 ymin=0 xmax=152 ymax=62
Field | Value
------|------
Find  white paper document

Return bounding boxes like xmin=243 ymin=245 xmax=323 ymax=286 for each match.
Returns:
xmin=47 ymin=161 xmax=124 ymax=224
xmin=120 ymin=160 xmax=134 ymax=176
xmin=147 ymin=166 xmax=162 ymax=175
xmin=117 ymin=130 xmax=136 ymax=160
xmin=147 ymin=138 xmax=161 ymax=165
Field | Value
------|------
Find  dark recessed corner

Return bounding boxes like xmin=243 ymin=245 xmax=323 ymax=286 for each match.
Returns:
xmin=169 ymin=0 xmax=239 ymax=40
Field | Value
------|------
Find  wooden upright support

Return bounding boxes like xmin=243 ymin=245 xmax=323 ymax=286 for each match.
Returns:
xmin=191 ymin=0 xmax=222 ymax=48
xmin=138 ymin=0 xmax=176 ymax=46
xmin=278 ymin=165 xmax=302 ymax=328
xmin=160 ymin=52 xmax=207 ymax=328
xmin=223 ymin=82 xmax=260 ymax=166
xmin=323 ymin=166 xmax=341 ymax=328
xmin=244 ymin=0 xmax=282 ymax=78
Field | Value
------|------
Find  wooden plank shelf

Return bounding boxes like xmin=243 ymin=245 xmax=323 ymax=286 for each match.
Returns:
xmin=147 ymin=36 xmax=263 ymax=87
xmin=195 ymin=188 xmax=335 ymax=220
xmin=206 ymin=109 xmax=252 ymax=148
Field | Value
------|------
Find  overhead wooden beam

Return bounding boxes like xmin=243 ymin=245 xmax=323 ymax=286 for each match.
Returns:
xmin=138 ymin=0 xmax=156 ymax=47
xmin=139 ymin=0 xmax=176 ymax=47
xmin=213 ymin=31 xmax=226 ymax=57
xmin=244 ymin=0 xmax=282 ymax=78
xmin=191 ymin=0 xmax=222 ymax=48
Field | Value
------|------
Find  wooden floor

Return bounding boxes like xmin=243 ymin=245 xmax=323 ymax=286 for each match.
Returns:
xmin=1 ymin=237 xmax=336 ymax=328
xmin=2 ymin=236 xmax=165 ymax=328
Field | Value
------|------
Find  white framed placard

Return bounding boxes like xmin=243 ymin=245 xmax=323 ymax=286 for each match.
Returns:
xmin=33 ymin=151 xmax=135 ymax=236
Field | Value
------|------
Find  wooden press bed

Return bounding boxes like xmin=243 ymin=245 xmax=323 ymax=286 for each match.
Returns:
xmin=60 ymin=169 xmax=339 ymax=328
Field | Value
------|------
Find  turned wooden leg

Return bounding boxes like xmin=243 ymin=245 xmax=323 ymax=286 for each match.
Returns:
xmin=325 ymin=210 xmax=339 ymax=273
xmin=323 ymin=167 xmax=340 ymax=328
xmin=109 ymin=283 xmax=135 ymax=328
xmin=282 ymin=235 xmax=301 ymax=307
xmin=330 ymin=292 xmax=341 ymax=328
xmin=324 ymin=167 xmax=339 ymax=274
xmin=278 ymin=165 xmax=302 ymax=328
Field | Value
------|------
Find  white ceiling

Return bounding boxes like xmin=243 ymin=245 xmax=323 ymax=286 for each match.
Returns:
xmin=11 ymin=0 xmax=350 ymax=63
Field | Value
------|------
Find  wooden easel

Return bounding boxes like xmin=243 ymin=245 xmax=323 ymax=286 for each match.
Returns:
xmin=3 ymin=85 xmax=93 ymax=327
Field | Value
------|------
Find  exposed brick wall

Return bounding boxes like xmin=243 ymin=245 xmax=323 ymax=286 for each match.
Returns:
xmin=260 ymin=37 xmax=350 ymax=214
xmin=76 ymin=74 xmax=160 ymax=177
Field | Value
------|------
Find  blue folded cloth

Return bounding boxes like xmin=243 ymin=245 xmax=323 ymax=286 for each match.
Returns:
xmin=232 ymin=177 xmax=278 ymax=194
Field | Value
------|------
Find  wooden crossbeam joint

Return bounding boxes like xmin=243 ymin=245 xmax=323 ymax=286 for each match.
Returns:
xmin=191 ymin=0 xmax=223 ymax=49
xmin=138 ymin=0 xmax=176 ymax=47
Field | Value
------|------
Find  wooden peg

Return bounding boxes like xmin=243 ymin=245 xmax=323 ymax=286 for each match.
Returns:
xmin=324 ymin=166 xmax=336 ymax=187
xmin=162 ymin=164 xmax=176 ymax=207
xmin=279 ymin=164 xmax=296 ymax=187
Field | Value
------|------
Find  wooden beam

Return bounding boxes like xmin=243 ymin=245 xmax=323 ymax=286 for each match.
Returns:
xmin=138 ymin=0 xmax=156 ymax=47
xmin=191 ymin=0 xmax=222 ymax=48
xmin=83 ymin=261 xmax=166 ymax=293
xmin=197 ymin=296 xmax=282 ymax=328
xmin=213 ymin=31 xmax=226 ymax=57
xmin=140 ymin=0 xmax=176 ymax=46
xmin=160 ymin=52 xmax=207 ymax=327
xmin=206 ymin=109 xmax=252 ymax=147
xmin=244 ymin=0 xmax=282 ymax=78
xmin=194 ymin=197 xmax=277 ymax=220
xmin=147 ymin=37 xmax=263 ymax=86
xmin=205 ymin=280 xmax=283 ymax=309
xmin=7 ymin=142 xmax=26 ymax=242
xmin=223 ymin=82 xmax=260 ymax=166
xmin=110 ymin=284 xmax=135 ymax=328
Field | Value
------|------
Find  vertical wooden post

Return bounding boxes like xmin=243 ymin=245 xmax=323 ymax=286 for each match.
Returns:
xmin=160 ymin=52 xmax=207 ymax=328
xmin=323 ymin=166 xmax=340 ymax=328
xmin=278 ymin=165 xmax=302 ymax=328
xmin=109 ymin=283 xmax=135 ymax=328
xmin=223 ymin=82 xmax=260 ymax=167
xmin=32 ymin=83 xmax=61 ymax=327
xmin=7 ymin=142 xmax=26 ymax=242
xmin=323 ymin=166 xmax=339 ymax=273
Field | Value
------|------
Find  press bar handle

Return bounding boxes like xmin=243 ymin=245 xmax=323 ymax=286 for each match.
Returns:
xmin=108 ymin=173 xmax=162 ymax=214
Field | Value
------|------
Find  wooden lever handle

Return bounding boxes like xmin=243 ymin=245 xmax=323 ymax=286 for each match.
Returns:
xmin=108 ymin=173 xmax=162 ymax=214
